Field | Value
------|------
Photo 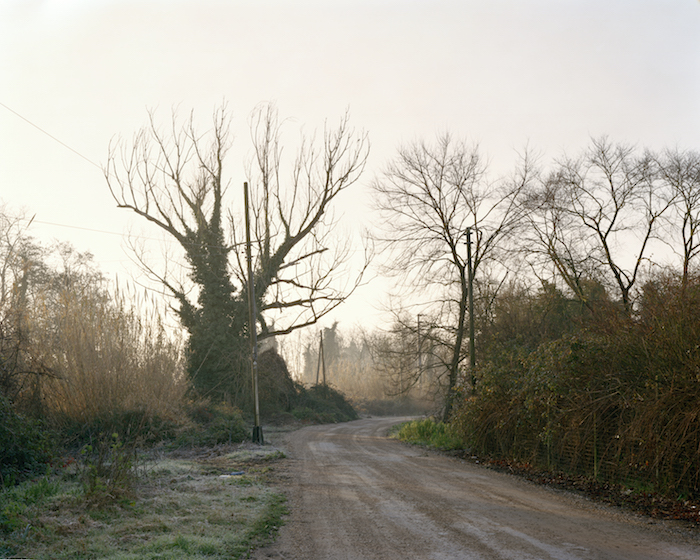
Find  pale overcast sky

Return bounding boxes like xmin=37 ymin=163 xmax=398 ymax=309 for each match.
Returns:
xmin=1 ymin=0 xmax=699 ymax=328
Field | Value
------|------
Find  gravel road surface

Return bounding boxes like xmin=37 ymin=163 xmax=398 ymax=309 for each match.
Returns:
xmin=255 ymin=417 xmax=700 ymax=559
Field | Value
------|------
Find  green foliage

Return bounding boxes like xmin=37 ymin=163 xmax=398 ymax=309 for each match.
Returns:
xmin=174 ymin=402 xmax=248 ymax=447
xmin=0 ymin=395 xmax=54 ymax=486
xmin=1 ymin=476 xmax=61 ymax=532
xmin=290 ymin=407 xmax=322 ymax=422
xmin=181 ymin=250 xmax=248 ymax=405
xmin=395 ymin=418 xmax=463 ymax=451
xmin=479 ymin=281 xmax=590 ymax=368
xmin=2 ymin=446 xmax=288 ymax=559
xmin=238 ymin=492 xmax=288 ymax=554
xmin=257 ymin=348 xmax=300 ymax=418
xmin=291 ymin=384 xmax=358 ymax=424
xmin=0 ymin=476 xmax=61 ymax=556
xmin=79 ymin=432 xmax=137 ymax=504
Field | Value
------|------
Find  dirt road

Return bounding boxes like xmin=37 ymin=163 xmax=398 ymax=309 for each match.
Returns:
xmin=256 ymin=417 xmax=700 ymax=559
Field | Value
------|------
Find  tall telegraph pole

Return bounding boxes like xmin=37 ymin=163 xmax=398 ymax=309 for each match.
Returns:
xmin=244 ymin=182 xmax=263 ymax=444
xmin=466 ymin=228 xmax=476 ymax=391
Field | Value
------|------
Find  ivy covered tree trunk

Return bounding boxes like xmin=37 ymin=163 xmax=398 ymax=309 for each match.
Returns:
xmin=179 ymin=224 xmax=247 ymax=401
xmin=106 ymin=104 xmax=369 ymax=410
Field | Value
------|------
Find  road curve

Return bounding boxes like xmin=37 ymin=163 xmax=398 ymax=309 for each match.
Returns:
xmin=255 ymin=417 xmax=700 ymax=560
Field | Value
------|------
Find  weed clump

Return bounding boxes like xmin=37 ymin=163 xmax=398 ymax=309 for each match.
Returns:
xmin=79 ymin=432 xmax=138 ymax=505
xmin=395 ymin=418 xmax=463 ymax=451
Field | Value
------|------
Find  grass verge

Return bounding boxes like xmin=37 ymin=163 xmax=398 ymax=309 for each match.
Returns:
xmin=392 ymin=418 xmax=463 ymax=451
xmin=1 ymin=443 xmax=288 ymax=559
xmin=393 ymin=418 xmax=700 ymax=528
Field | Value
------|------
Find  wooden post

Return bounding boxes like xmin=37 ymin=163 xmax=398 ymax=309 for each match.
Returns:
xmin=466 ymin=228 xmax=476 ymax=391
xmin=245 ymin=182 xmax=263 ymax=444
xmin=316 ymin=331 xmax=326 ymax=387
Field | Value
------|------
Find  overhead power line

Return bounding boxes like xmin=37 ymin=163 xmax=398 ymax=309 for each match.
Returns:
xmin=21 ymin=217 xmax=126 ymax=238
xmin=0 ymin=100 xmax=103 ymax=171
xmin=19 ymin=216 xmax=252 ymax=250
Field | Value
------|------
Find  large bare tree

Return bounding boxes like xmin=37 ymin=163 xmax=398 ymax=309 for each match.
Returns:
xmin=105 ymin=103 xmax=369 ymax=403
xmin=232 ymin=104 xmax=371 ymax=337
xmin=658 ymin=148 xmax=700 ymax=291
xmin=525 ymin=137 xmax=673 ymax=313
xmin=372 ymin=134 xmax=526 ymax=420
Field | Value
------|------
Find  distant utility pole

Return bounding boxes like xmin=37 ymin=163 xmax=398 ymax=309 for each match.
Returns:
xmin=466 ymin=227 xmax=476 ymax=392
xmin=245 ymin=182 xmax=263 ymax=445
xmin=315 ymin=331 xmax=326 ymax=387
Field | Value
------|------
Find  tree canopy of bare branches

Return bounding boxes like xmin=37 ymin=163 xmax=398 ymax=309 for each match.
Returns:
xmin=105 ymin=103 xmax=369 ymax=403
xmin=524 ymin=137 xmax=674 ymax=313
xmin=657 ymin=148 xmax=700 ymax=290
xmin=371 ymin=134 xmax=526 ymax=420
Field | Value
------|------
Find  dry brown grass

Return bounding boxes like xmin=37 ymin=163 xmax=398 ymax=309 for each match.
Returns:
xmin=27 ymin=282 xmax=187 ymax=429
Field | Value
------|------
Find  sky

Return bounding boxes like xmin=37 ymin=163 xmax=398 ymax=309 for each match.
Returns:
xmin=1 ymin=0 xmax=699 ymax=332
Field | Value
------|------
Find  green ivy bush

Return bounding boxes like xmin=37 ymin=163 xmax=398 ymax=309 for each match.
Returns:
xmin=291 ymin=384 xmax=358 ymax=423
xmin=174 ymin=402 xmax=248 ymax=447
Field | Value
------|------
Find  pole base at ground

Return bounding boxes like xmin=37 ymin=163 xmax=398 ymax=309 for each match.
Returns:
xmin=252 ymin=425 xmax=264 ymax=445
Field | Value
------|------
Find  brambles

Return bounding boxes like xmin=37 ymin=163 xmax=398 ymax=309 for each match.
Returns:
xmin=452 ymin=273 xmax=700 ymax=501
xmin=174 ymin=402 xmax=248 ymax=447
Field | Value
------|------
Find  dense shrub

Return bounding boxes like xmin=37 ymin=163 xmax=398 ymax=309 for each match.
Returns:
xmin=0 ymin=396 xmax=53 ymax=486
xmin=34 ymin=284 xmax=187 ymax=433
xmin=59 ymin=407 xmax=181 ymax=448
xmin=175 ymin=402 xmax=248 ymax=447
xmin=291 ymin=384 xmax=358 ymax=423
xmin=452 ymin=274 xmax=700 ymax=499
xmin=257 ymin=348 xmax=299 ymax=417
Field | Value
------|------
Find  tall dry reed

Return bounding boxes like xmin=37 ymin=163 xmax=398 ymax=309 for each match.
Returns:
xmin=28 ymin=281 xmax=187 ymax=429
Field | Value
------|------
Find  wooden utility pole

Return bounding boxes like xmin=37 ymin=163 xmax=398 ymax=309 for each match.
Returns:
xmin=466 ymin=228 xmax=476 ymax=391
xmin=245 ymin=182 xmax=263 ymax=444
xmin=315 ymin=331 xmax=326 ymax=387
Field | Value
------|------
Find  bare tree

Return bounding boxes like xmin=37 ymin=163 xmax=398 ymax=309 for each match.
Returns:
xmin=232 ymin=104 xmax=371 ymax=337
xmin=523 ymin=162 xmax=603 ymax=309
xmin=369 ymin=316 xmax=425 ymax=397
xmin=525 ymin=137 xmax=673 ymax=313
xmin=0 ymin=208 xmax=58 ymax=401
xmin=365 ymin=309 xmax=448 ymax=410
xmin=0 ymin=208 xmax=34 ymax=399
xmin=105 ymin=103 xmax=370 ymax=403
xmin=372 ymin=134 xmax=526 ymax=420
xmin=658 ymin=148 xmax=700 ymax=291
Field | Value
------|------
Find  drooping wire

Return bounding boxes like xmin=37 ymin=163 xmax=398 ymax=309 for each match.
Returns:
xmin=0 ymin=101 xmax=103 ymax=172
